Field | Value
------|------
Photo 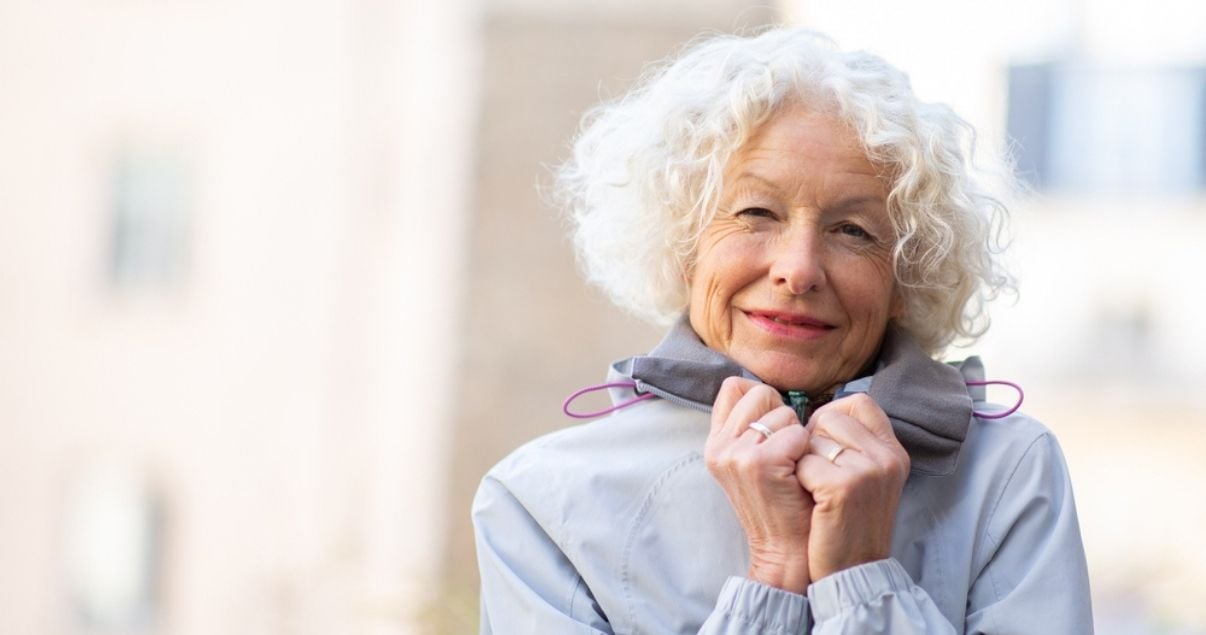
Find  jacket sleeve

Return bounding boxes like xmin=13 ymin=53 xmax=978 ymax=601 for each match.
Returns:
xmin=806 ymin=432 xmax=1093 ymax=634
xmin=807 ymin=559 xmax=956 ymax=634
xmin=474 ymin=472 xmax=815 ymax=634
xmin=698 ymin=577 xmax=813 ymax=634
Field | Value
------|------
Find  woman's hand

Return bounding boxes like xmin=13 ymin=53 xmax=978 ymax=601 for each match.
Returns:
xmin=796 ymin=393 xmax=910 ymax=581
xmin=705 ymin=377 xmax=814 ymax=593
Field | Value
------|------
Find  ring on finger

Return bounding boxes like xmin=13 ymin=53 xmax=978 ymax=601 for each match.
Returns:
xmin=824 ymin=444 xmax=846 ymax=463
xmin=747 ymin=421 xmax=774 ymax=441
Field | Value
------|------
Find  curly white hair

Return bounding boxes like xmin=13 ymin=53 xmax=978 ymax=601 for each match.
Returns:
xmin=556 ymin=28 xmax=1014 ymax=354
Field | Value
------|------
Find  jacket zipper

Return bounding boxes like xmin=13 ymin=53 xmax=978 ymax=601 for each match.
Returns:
xmin=785 ymin=390 xmax=809 ymax=422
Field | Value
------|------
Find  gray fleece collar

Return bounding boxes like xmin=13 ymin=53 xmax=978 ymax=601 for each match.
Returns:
xmin=609 ymin=317 xmax=974 ymax=476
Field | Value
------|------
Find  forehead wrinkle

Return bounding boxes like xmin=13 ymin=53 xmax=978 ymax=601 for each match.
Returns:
xmin=728 ymin=170 xmax=785 ymax=195
xmin=728 ymin=162 xmax=883 ymax=211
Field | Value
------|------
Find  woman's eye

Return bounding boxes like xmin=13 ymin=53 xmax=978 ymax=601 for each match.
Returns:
xmin=737 ymin=207 xmax=775 ymax=219
xmin=834 ymin=224 xmax=882 ymax=243
xmin=838 ymin=223 xmax=871 ymax=239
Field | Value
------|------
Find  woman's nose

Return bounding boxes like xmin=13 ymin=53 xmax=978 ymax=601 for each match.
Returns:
xmin=769 ymin=232 xmax=827 ymax=295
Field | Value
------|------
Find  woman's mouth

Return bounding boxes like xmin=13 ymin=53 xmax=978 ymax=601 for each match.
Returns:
xmin=744 ymin=310 xmax=836 ymax=339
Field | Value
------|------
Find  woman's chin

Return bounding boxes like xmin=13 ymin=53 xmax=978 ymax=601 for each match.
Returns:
xmin=747 ymin=365 xmax=825 ymax=395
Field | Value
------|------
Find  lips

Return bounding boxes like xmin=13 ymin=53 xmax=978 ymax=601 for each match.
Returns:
xmin=745 ymin=310 xmax=834 ymax=329
xmin=743 ymin=309 xmax=836 ymax=340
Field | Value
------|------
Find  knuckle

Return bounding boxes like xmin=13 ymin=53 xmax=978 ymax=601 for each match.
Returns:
xmin=777 ymin=423 xmax=806 ymax=443
xmin=705 ymin=444 xmax=736 ymax=466
xmin=731 ymin=453 xmax=757 ymax=471
xmin=846 ymin=393 xmax=874 ymax=407
xmin=872 ymin=452 xmax=910 ymax=483
xmin=720 ymin=376 xmax=746 ymax=392
xmin=867 ymin=462 xmax=893 ymax=481
xmin=748 ymin=383 xmax=778 ymax=402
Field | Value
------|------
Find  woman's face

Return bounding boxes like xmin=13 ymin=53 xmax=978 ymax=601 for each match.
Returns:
xmin=687 ymin=105 xmax=900 ymax=395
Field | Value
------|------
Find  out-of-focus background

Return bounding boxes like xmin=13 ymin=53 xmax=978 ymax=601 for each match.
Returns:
xmin=2 ymin=0 xmax=1203 ymax=633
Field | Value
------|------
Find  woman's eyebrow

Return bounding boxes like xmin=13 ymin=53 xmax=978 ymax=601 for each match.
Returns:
xmin=826 ymin=195 xmax=886 ymax=213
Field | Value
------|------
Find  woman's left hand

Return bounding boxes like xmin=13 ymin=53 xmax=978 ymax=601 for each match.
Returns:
xmin=795 ymin=393 xmax=910 ymax=582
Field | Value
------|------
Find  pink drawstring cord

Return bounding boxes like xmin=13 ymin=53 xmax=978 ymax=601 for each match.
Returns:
xmin=562 ymin=381 xmax=656 ymax=419
xmin=966 ymin=380 xmax=1024 ymax=419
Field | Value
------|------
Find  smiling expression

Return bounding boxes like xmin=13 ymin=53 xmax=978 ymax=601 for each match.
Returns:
xmin=687 ymin=104 xmax=900 ymax=395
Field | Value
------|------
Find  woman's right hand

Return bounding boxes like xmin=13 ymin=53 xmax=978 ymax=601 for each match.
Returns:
xmin=705 ymin=376 xmax=814 ymax=594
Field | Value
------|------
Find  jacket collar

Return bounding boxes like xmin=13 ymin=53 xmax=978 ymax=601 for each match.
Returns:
xmin=610 ymin=316 xmax=973 ymax=476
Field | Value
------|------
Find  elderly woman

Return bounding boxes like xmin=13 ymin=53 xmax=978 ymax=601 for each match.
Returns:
xmin=472 ymin=28 xmax=1092 ymax=633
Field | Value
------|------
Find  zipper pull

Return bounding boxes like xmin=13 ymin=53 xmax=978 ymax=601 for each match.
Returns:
xmin=785 ymin=390 xmax=809 ymax=422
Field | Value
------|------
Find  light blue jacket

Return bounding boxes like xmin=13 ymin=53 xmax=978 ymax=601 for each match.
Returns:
xmin=473 ymin=322 xmax=1093 ymax=633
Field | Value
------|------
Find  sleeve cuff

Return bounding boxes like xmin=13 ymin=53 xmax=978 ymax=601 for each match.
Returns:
xmin=807 ymin=558 xmax=914 ymax=622
xmin=715 ymin=576 xmax=811 ymax=633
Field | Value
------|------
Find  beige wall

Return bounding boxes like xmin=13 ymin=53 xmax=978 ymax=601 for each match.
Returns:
xmin=0 ymin=0 xmax=476 ymax=633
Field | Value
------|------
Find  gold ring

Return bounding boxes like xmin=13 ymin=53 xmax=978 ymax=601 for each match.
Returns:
xmin=824 ymin=445 xmax=845 ymax=462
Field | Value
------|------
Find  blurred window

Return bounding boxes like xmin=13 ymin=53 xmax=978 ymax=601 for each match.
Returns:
xmin=109 ymin=151 xmax=192 ymax=290
xmin=1007 ymin=63 xmax=1206 ymax=196
xmin=64 ymin=464 xmax=165 ymax=633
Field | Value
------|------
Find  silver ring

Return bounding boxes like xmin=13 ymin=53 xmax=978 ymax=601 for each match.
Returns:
xmin=747 ymin=421 xmax=774 ymax=440
xmin=824 ymin=445 xmax=846 ymax=463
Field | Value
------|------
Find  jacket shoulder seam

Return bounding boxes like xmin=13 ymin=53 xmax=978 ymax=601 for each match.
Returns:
xmin=619 ymin=451 xmax=705 ymax=633
xmin=977 ymin=430 xmax=1051 ymax=602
